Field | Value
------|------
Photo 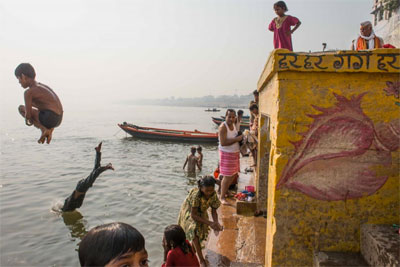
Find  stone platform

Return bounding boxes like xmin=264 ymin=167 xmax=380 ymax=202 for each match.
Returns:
xmin=205 ymin=156 xmax=266 ymax=266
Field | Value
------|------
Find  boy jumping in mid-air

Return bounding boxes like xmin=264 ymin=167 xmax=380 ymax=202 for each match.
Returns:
xmin=15 ymin=63 xmax=64 ymax=144
xmin=183 ymin=147 xmax=201 ymax=174
xmin=196 ymin=146 xmax=203 ymax=170
xmin=61 ymin=142 xmax=114 ymax=212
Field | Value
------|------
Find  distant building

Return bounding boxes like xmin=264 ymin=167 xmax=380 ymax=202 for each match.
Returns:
xmin=371 ymin=0 xmax=400 ymax=46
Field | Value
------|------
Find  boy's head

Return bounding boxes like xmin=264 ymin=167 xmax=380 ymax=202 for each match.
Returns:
xmin=78 ymin=222 xmax=148 ymax=267
xmin=197 ymin=146 xmax=202 ymax=153
xmin=191 ymin=147 xmax=196 ymax=154
xmin=249 ymin=104 xmax=259 ymax=115
xmin=237 ymin=110 xmax=244 ymax=118
xmin=15 ymin=63 xmax=36 ymax=89
xmin=253 ymin=90 xmax=259 ymax=102
xmin=274 ymin=1 xmax=288 ymax=16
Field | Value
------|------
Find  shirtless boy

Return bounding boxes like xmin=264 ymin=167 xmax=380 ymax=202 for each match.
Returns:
xmin=196 ymin=146 xmax=203 ymax=170
xmin=15 ymin=63 xmax=63 ymax=144
xmin=183 ymin=147 xmax=201 ymax=173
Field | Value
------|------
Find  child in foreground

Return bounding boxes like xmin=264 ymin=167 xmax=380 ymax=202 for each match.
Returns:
xmin=183 ymin=147 xmax=201 ymax=173
xmin=268 ymin=1 xmax=301 ymax=51
xmin=78 ymin=222 xmax=149 ymax=267
xmin=178 ymin=176 xmax=223 ymax=266
xmin=162 ymin=224 xmax=199 ymax=267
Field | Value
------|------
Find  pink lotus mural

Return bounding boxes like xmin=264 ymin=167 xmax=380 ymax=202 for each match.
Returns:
xmin=276 ymin=92 xmax=399 ymax=201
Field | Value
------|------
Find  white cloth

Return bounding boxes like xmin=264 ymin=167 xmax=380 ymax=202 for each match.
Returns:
xmin=359 ymin=30 xmax=376 ymax=49
xmin=219 ymin=121 xmax=240 ymax=153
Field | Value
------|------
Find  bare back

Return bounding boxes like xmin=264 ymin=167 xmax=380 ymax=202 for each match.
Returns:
xmin=28 ymin=83 xmax=63 ymax=115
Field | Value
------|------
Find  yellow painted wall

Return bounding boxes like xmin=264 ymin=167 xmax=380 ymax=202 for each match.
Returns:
xmin=258 ymin=49 xmax=400 ymax=266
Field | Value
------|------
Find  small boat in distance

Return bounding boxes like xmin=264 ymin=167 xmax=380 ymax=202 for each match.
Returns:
xmin=118 ymin=122 xmax=218 ymax=143
xmin=205 ymin=108 xmax=221 ymax=112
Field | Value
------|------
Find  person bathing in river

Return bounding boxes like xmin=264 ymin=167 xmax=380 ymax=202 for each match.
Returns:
xmin=162 ymin=224 xmax=199 ymax=267
xmin=15 ymin=63 xmax=63 ymax=144
xmin=178 ymin=176 xmax=223 ymax=267
xmin=268 ymin=1 xmax=301 ymax=51
xmin=183 ymin=147 xmax=201 ymax=174
xmin=61 ymin=142 xmax=114 ymax=212
xmin=196 ymin=146 xmax=203 ymax=170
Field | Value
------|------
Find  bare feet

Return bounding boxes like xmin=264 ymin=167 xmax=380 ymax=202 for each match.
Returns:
xmin=105 ymin=163 xmax=114 ymax=171
xmin=221 ymin=198 xmax=229 ymax=205
xmin=46 ymin=128 xmax=54 ymax=144
xmin=38 ymin=129 xmax=48 ymax=144
xmin=95 ymin=142 xmax=102 ymax=152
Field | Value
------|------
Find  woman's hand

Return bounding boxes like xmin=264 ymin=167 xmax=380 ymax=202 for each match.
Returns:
xmin=210 ymin=221 xmax=223 ymax=231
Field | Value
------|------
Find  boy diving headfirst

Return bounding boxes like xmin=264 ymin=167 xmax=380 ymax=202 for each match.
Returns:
xmin=61 ymin=142 xmax=114 ymax=212
xmin=15 ymin=63 xmax=63 ymax=144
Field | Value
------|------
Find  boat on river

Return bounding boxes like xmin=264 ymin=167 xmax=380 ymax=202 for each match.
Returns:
xmin=118 ymin=122 xmax=218 ymax=143
xmin=211 ymin=117 xmax=250 ymax=130
xmin=205 ymin=108 xmax=221 ymax=112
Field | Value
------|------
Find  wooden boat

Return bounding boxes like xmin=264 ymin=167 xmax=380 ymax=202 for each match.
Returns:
xmin=221 ymin=115 xmax=250 ymax=122
xmin=118 ymin=122 xmax=218 ymax=143
xmin=221 ymin=115 xmax=250 ymax=119
xmin=211 ymin=117 xmax=250 ymax=130
xmin=205 ymin=108 xmax=221 ymax=112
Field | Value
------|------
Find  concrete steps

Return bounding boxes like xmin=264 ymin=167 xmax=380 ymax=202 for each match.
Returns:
xmin=313 ymin=251 xmax=368 ymax=267
xmin=361 ymin=224 xmax=400 ymax=267
xmin=314 ymin=224 xmax=399 ymax=267
xmin=205 ymin=157 xmax=266 ymax=267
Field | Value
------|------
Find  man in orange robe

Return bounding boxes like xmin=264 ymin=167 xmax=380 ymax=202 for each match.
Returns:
xmin=351 ymin=21 xmax=384 ymax=50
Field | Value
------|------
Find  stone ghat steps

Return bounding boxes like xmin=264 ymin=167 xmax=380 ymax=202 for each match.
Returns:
xmin=205 ymin=157 xmax=266 ymax=266
xmin=314 ymin=224 xmax=399 ymax=267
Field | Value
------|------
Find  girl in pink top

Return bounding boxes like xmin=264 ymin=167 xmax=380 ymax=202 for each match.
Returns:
xmin=268 ymin=1 xmax=301 ymax=51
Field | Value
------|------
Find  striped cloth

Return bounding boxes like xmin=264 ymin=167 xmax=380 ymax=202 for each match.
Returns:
xmin=219 ymin=150 xmax=240 ymax=176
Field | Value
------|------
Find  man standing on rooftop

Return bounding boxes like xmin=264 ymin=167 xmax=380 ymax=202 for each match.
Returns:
xmin=351 ymin=21 xmax=384 ymax=50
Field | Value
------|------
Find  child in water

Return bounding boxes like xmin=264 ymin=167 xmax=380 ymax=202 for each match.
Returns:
xmin=268 ymin=1 xmax=301 ymax=51
xmin=196 ymin=146 xmax=203 ymax=170
xmin=183 ymin=147 xmax=201 ymax=173
xmin=78 ymin=222 xmax=149 ymax=267
xmin=162 ymin=224 xmax=199 ymax=267
xmin=60 ymin=142 xmax=114 ymax=212
xmin=178 ymin=176 xmax=223 ymax=266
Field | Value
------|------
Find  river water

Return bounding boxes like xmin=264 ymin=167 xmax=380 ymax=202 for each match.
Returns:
xmin=0 ymin=104 xmax=237 ymax=266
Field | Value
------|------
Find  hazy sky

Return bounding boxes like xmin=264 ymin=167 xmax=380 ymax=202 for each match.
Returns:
xmin=1 ymin=0 xmax=372 ymax=108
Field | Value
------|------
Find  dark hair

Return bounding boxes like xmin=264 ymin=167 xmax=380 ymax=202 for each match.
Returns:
xmin=249 ymin=104 xmax=259 ymax=111
xmin=225 ymin=109 xmax=236 ymax=117
xmin=252 ymin=90 xmax=259 ymax=96
xmin=238 ymin=110 xmax=244 ymax=116
xmin=196 ymin=146 xmax=202 ymax=151
xmin=15 ymin=63 xmax=36 ymax=79
xmin=164 ymin=225 xmax=193 ymax=255
xmin=197 ymin=175 xmax=216 ymax=192
xmin=191 ymin=146 xmax=196 ymax=154
xmin=274 ymin=1 xmax=288 ymax=11
xmin=79 ymin=222 xmax=145 ymax=266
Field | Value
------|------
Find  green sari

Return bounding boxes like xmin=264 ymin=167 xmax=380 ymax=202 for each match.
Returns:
xmin=178 ymin=188 xmax=221 ymax=243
